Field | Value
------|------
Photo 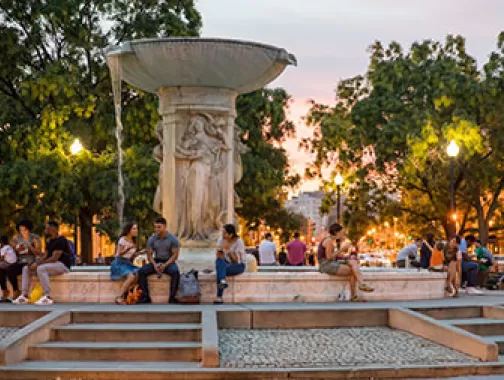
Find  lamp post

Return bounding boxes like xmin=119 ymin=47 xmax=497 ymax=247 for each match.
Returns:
xmin=70 ymin=138 xmax=83 ymax=260
xmin=447 ymin=140 xmax=459 ymax=237
xmin=335 ymin=173 xmax=344 ymax=223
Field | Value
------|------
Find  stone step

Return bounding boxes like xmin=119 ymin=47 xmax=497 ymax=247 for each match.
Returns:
xmin=28 ymin=341 xmax=202 ymax=362
xmin=483 ymin=336 xmax=504 ymax=354
xmin=52 ymin=323 xmax=202 ymax=342
xmin=71 ymin=311 xmax=201 ymax=324
xmin=445 ymin=319 xmax=504 ymax=336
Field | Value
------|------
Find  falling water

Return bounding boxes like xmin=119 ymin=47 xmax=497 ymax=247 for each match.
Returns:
xmin=107 ymin=55 xmax=125 ymax=227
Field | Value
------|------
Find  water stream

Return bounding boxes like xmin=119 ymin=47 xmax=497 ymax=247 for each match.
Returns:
xmin=107 ymin=55 xmax=125 ymax=227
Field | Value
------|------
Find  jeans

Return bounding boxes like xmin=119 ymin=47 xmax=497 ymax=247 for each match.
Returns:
xmin=216 ymin=258 xmax=245 ymax=297
xmin=462 ymin=261 xmax=478 ymax=288
xmin=137 ymin=262 xmax=180 ymax=302
xmin=0 ymin=262 xmax=24 ymax=292
xmin=22 ymin=262 xmax=69 ymax=296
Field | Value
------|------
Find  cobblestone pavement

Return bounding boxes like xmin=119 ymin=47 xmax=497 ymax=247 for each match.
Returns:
xmin=0 ymin=327 xmax=20 ymax=345
xmin=219 ymin=327 xmax=479 ymax=368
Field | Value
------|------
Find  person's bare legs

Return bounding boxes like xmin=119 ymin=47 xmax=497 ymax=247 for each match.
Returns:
xmin=117 ymin=273 xmax=137 ymax=304
xmin=332 ymin=265 xmax=354 ymax=298
xmin=349 ymin=272 xmax=356 ymax=298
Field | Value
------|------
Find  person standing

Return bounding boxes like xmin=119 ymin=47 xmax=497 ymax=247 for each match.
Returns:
xmin=318 ymin=223 xmax=374 ymax=302
xmin=286 ymin=232 xmax=306 ymax=266
xmin=13 ymin=221 xmax=72 ymax=305
xmin=396 ymin=238 xmax=423 ymax=268
xmin=258 ymin=233 xmax=277 ymax=265
xmin=214 ymin=224 xmax=246 ymax=304
xmin=419 ymin=233 xmax=435 ymax=269
xmin=136 ymin=218 xmax=180 ymax=304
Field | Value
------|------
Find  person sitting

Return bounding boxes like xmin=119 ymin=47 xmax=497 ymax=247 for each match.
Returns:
xmin=318 ymin=223 xmax=374 ymax=302
xmin=0 ymin=236 xmax=18 ymax=302
xmin=445 ymin=237 xmax=460 ymax=297
xmin=419 ymin=233 xmax=435 ymax=269
xmin=278 ymin=246 xmax=288 ymax=266
xmin=258 ymin=233 xmax=277 ymax=265
xmin=136 ymin=217 xmax=180 ymax=304
xmin=429 ymin=241 xmax=446 ymax=271
xmin=110 ymin=222 xmax=142 ymax=305
xmin=456 ymin=235 xmax=482 ymax=295
xmin=396 ymin=238 xmax=423 ymax=268
xmin=474 ymin=239 xmax=492 ymax=289
xmin=214 ymin=224 xmax=246 ymax=304
xmin=13 ymin=221 xmax=72 ymax=305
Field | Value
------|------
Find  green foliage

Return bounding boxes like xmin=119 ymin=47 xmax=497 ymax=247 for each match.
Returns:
xmin=306 ymin=34 xmax=504 ymax=241
xmin=236 ymin=88 xmax=301 ymax=229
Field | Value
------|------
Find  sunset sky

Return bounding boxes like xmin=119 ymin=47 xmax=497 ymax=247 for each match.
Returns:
xmin=198 ymin=0 xmax=504 ymax=193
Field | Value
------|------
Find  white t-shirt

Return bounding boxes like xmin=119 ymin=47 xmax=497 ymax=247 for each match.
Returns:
xmin=258 ymin=240 xmax=276 ymax=264
xmin=217 ymin=237 xmax=246 ymax=264
xmin=1 ymin=245 xmax=17 ymax=264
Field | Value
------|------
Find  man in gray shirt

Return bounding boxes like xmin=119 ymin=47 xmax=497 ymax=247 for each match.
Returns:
xmin=396 ymin=238 xmax=423 ymax=268
xmin=137 ymin=217 xmax=180 ymax=304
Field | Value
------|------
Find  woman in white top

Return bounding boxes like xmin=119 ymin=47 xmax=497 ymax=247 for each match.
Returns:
xmin=110 ymin=222 xmax=142 ymax=304
xmin=0 ymin=235 xmax=18 ymax=302
xmin=214 ymin=224 xmax=246 ymax=304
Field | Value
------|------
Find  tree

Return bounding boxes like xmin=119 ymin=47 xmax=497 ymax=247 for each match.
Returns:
xmin=305 ymin=34 xmax=504 ymax=242
xmin=235 ymin=88 xmax=301 ymax=230
xmin=0 ymin=0 xmax=202 ymax=261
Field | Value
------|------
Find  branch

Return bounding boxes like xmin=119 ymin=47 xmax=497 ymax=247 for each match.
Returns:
xmin=486 ymin=177 xmax=504 ymax=223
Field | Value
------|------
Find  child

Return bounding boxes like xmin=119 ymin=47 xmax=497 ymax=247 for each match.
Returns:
xmin=0 ymin=235 xmax=18 ymax=302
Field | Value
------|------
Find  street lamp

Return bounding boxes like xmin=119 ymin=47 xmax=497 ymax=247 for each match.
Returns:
xmin=447 ymin=140 xmax=459 ymax=236
xmin=334 ymin=173 xmax=344 ymax=222
xmin=70 ymin=138 xmax=83 ymax=155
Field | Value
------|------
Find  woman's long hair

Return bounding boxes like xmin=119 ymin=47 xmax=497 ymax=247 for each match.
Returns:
xmin=223 ymin=224 xmax=238 ymax=239
xmin=120 ymin=222 xmax=137 ymax=244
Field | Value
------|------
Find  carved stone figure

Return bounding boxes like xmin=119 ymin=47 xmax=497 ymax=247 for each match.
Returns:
xmin=153 ymin=121 xmax=164 ymax=215
xmin=175 ymin=114 xmax=230 ymax=241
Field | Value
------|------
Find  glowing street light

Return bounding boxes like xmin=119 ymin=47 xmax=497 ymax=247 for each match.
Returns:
xmin=447 ymin=140 xmax=459 ymax=158
xmin=70 ymin=138 xmax=83 ymax=155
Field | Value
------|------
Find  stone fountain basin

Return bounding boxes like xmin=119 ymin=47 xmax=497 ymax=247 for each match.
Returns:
xmin=105 ymin=38 xmax=297 ymax=94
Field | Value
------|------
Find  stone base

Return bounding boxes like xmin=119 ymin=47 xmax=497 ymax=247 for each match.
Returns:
xmin=10 ymin=269 xmax=447 ymax=303
xmin=177 ymin=247 xmax=217 ymax=273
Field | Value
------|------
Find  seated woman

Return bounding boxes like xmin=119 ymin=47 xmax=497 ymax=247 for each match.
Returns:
xmin=214 ymin=224 xmax=246 ymax=304
xmin=0 ymin=236 xmax=18 ymax=302
xmin=110 ymin=222 xmax=142 ymax=305
xmin=445 ymin=237 xmax=461 ymax=297
xmin=318 ymin=223 xmax=374 ymax=302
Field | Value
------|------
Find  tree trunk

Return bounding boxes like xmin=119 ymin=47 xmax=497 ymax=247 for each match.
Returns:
xmin=79 ymin=208 xmax=94 ymax=264
xmin=479 ymin=222 xmax=489 ymax=246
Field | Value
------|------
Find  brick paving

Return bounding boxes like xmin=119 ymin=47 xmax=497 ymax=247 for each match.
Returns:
xmin=219 ymin=327 xmax=479 ymax=368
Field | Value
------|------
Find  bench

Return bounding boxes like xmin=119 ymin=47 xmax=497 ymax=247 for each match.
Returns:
xmin=13 ymin=269 xmax=446 ymax=303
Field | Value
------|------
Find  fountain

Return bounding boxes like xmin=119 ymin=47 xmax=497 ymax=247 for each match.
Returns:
xmin=105 ymin=38 xmax=296 ymax=269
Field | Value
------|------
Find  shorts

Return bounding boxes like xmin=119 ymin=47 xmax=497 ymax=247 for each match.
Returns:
xmin=319 ymin=259 xmax=348 ymax=275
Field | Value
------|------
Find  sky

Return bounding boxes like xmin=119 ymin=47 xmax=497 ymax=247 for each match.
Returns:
xmin=197 ymin=0 xmax=504 ymax=193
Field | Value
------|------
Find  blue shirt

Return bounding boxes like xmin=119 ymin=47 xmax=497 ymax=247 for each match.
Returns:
xmin=459 ymin=238 xmax=467 ymax=254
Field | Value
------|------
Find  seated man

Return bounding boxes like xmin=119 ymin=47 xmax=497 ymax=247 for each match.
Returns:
xmin=137 ymin=217 xmax=180 ymax=304
xmin=13 ymin=221 xmax=72 ymax=305
xmin=318 ymin=223 xmax=374 ymax=302
xmin=396 ymin=238 xmax=423 ymax=268
xmin=258 ymin=233 xmax=277 ymax=265
xmin=456 ymin=235 xmax=482 ymax=295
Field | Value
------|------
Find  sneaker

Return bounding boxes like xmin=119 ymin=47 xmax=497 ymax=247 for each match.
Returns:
xmin=12 ymin=295 xmax=29 ymax=304
xmin=34 ymin=295 xmax=54 ymax=305
xmin=218 ymin=280 xmax=229 ymax=290
xmin=466 ymin=287 xmax=483 ymax=295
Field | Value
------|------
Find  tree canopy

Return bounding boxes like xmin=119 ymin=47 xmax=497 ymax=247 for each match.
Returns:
xmin=305 ymin=34 xmax=504 ymax=243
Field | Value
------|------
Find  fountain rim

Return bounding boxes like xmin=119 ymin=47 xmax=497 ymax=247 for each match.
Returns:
xmin=105 ymin=37 xmax=297 ymax=66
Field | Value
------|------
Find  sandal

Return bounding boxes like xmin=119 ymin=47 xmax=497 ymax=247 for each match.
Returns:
xmin=359 ymin=283 xmax=374 ymax=292
xmin=115 ymin=296 xmax=126 ymax=305
xmin=350 ymin=295 xmax=366 ymax=302
xmin=213 ymin=299 xmax=224 ymax=304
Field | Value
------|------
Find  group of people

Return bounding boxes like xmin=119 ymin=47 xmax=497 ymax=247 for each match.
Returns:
xmin=0 ymin=220 xmax=72 ymax=305
xmin=110 ymin=218 xmax=246 ymax=305
xmin=257 ymin=232 xmax=310 ymax=266
xmin=397 ymin=233 xmax=493 ymax=296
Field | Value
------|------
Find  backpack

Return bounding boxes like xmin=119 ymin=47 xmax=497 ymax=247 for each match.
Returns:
xmin=176 ymin=270 xmax=201 ymax=304
xmin=125 ymin=285 xmax=143 ymax=305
